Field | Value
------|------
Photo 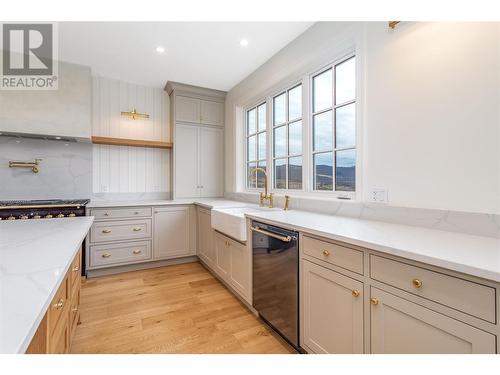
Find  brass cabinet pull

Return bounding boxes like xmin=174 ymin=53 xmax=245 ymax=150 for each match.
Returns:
xmin=102 ymin=253 xmax=111 ymax=258
xmin=134 ymin=211 xmax=140 ymax=215
xmin=53 ymin=298 xmax=65 ymax=310
xmin=370 ymin=297 xmax=379 ymax=305
xmin=412 ymin=279 xmax=423 ymax=288
xmin=322 ymin=250 xmax=330 ymax=256
xmin=133 ymin=250 xmax=142 ymax=254
xmin=102 ymin=229 xmax=111 ymax=234
xmin=352 ymin=290 xmax=360 ymax=298
xmin=133 ymin=227 xmax=142 ymax=231
xmin=104 ymin=212 xmax=110 ymax=216
xmin=72 ymin=266 xmax=80 ymax=272
xmin=71 ymin=306 xmax=79 ymax=312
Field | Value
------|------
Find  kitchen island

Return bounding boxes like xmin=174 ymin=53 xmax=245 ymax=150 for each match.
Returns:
xmin=0 ymin=217 xmax=94 ymax=353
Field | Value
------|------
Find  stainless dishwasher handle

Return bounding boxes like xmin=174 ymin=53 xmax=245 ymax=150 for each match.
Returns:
xmin=250 ymin=226 xmax=293 ymax=243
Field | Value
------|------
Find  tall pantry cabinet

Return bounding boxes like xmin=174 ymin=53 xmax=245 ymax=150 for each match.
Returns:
xmin=165 ymin=82 xmax=225 ymax=199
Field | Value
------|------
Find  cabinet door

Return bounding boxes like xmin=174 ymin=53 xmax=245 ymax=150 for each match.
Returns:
xmin=200 ymin=99 xmax=223 ymax=126
xmin=197 ymin=208 xmax=216 ymax=267
xmin=370 ymin=287 xmax=496 ymax=354
xmin=199 ymin=127 xmax=223 ymax=197
xmin=176 ymin=96 xmax=200 ymax=123
xmin=229 ymin=239 xmax=251 ymax=303
xmin=175 ymin=124 xmax=200 ymax=198
xmin=215 ymin=233 xmax=231 ymax=279
xmin=154 ymin=206 xmax=191 ymax=260
xmin=302 ymin=260 xmax=364 ymax=353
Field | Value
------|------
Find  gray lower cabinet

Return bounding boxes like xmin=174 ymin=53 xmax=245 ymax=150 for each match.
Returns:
xmin=370 ymin=287 xmax=496 ymax=354
xmin=153 ymin=206 xmax=193 ymax=260
xmin=197 ymin=207 xmax=216 ymax=267
xmin=302 ymin=260 xmax=364 ymax=353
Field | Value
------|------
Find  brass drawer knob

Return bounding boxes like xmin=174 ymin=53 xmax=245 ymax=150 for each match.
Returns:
xmin=134 ymin=211 xmax=140 ymax=215
xmin=133 ymin=227 xmax=142 ymax=231
xmin=102 ymin=229 xmax=111 ymax=234
xmin=133 ymin=250 xmax=142 ymax=254
xmin=412 ymin=279 xmax=423 ymax=288
xmin=352 ymin=290 xmax=360 ymax=298
xmin=370 ymin=297 xmax=379 ymax=305
xmin=322 ymin=250 xmax=330 ymax=256
xmin=104 ymin=212 xmax=110 ymax=216
xmin=102 ymin=253 xmax=111 ymax=258
xmin=53 ymin=298 xmax=65 ymax=310
xmin=71 ymin=306 xmax=79 ymax=312
xmin=72 ymin=266 xmax=80 ymax=272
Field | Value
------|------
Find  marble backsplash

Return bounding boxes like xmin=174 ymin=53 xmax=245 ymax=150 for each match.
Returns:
xmin=226 ymin=192 xmax=500 ymax=239
xmin=0 ymin=136 xmax=92 ymax=200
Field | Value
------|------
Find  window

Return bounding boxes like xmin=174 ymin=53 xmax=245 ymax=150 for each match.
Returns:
xmin=272 ymin=84 xmax=303 ymax=190
xmin=312 ymin=56 xmax=356 ymax=192
xmin=246 ymin=103 xmax=267 ymax=188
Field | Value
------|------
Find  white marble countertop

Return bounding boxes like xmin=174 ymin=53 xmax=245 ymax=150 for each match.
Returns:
xmin=87 ymin=198 xmax=252 ymax=209
xmin=0 ymin=217 xmax=94 ymax=353
xmin=245 ymin=209 xmax=500 ymax=283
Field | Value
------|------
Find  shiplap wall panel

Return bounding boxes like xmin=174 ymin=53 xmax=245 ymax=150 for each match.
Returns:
xmin=92 ymin=76 xmax=170 ymax=193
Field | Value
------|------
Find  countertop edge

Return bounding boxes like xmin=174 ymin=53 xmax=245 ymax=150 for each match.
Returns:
xmin=15 ymin=217 xmax=94 ymax=354
xmin=245 ymin=213 xmax=500 ymax=283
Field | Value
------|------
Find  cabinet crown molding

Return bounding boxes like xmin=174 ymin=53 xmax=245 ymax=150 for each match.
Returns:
xmin=165 ymin=81 xmax=227 ymax=100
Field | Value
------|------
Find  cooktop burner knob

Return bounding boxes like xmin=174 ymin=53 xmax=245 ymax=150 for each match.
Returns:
xmin=33 ymin=214 xmax=42 ymax=219
xmin=45 ymin=214 xmax=53 ymax=218
xmin=19 ymin=215 xmax=29 ymax=220
xmin=7 ymin=215 xmax=16 ymax=220
xmin=68 ymin=212 xmax=76 ymax=217
xmin=57 ymin=213 xmax=65 ymax=218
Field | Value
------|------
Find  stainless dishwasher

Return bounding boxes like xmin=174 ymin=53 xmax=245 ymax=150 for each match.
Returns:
xmin=251 ymin=220 xmax=299 ymax=350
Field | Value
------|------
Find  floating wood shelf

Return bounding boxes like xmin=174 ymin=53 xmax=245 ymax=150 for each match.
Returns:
xmin=91 ymin=136 xmax=173 ymax=149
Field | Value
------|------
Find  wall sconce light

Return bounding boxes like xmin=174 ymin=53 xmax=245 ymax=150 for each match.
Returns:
xmin=121 ymin=108 xmax=149 ymax=120
xmin=388 ymin=21 xmax=401 ymax=29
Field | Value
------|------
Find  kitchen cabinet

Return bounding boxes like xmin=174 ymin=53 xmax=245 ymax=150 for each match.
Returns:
xmin=197 ymin=207 xmax=216 ymax=267
xmin=174 ymin=123 xmax=223 ymax=199
xmin=370 ymin=287 xmax=496 ymax=354
xmin=215 ymin=233 xmax=231 ymax=279
xmin=154 ymin=206 xmax=192 ymax=260
xmin=26 ymin=248 xmax=82 ymax=354
xmin=175 ymin=95 xmax=224 ymax=126
xmin=210 ymin=231 xmax=251 ymax=304
xmin=302 ymin=260 xmax=364 ymax=354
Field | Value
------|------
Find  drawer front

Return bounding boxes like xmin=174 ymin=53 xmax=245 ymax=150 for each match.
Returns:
xmin=70 ymin=248 xmax=81 ymax=295
xmin=90 ymin=240 xmax=152 ymax=267
xmin=90 ymin=206 xmax=152 ymax=220
xmin=370 ymin=255 xmax=496 ymax=323
xmin=90 ymin=219 xmax=152 ymax=243
xmin=48 ymin=274 xmax=69 ymax=336
xmin=303 ymin=235 xmax=364 ymax=274
xmin=70 ymin=287 xmax=80 ymax=339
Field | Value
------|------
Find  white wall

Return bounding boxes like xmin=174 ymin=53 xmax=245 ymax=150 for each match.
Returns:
xmin=225 ymin=22 xmax=500 ymax=214
xmin=91 ymin=76 xmax=170 ymax=194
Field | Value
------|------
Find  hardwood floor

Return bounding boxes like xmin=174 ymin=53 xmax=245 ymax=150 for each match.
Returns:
xmin=70 ymin=262 xmax=294 ymax=354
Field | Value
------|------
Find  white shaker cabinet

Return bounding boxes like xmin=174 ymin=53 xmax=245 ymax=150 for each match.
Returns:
xmin=214 ymin=232 xmax=231 ymax=279
xmin=153 ymin=206 xmax=192 ymax=260
xmin=302 ymin=260 xmax=364 ymax=354
xmin=370 ymin=287 xmax=496 ymax=354
xmin=174 ymin=123 xmax=223 ymax=199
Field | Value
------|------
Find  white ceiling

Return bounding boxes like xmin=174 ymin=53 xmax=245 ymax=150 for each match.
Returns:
xmin=59 ymin=22 xmax=313 ymax=91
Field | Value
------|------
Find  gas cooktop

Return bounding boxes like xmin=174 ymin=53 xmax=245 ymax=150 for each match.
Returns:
xmin=0 ymin=199 xmax=90 ymax=208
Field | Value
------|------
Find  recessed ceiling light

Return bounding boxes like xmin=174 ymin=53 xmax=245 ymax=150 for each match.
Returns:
xmin=239 ymin=39 xmax=249 ymax=47
xmin=156 ymin=46 xmax=165 ymax=54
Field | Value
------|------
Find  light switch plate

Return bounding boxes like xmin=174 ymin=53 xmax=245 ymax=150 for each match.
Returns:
xmin=370 ymin=188 xmax=388 ymax=203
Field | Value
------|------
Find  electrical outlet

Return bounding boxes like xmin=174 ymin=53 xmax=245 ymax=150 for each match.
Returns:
xmin=370 ymin=188 xmax=388 ymax=203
